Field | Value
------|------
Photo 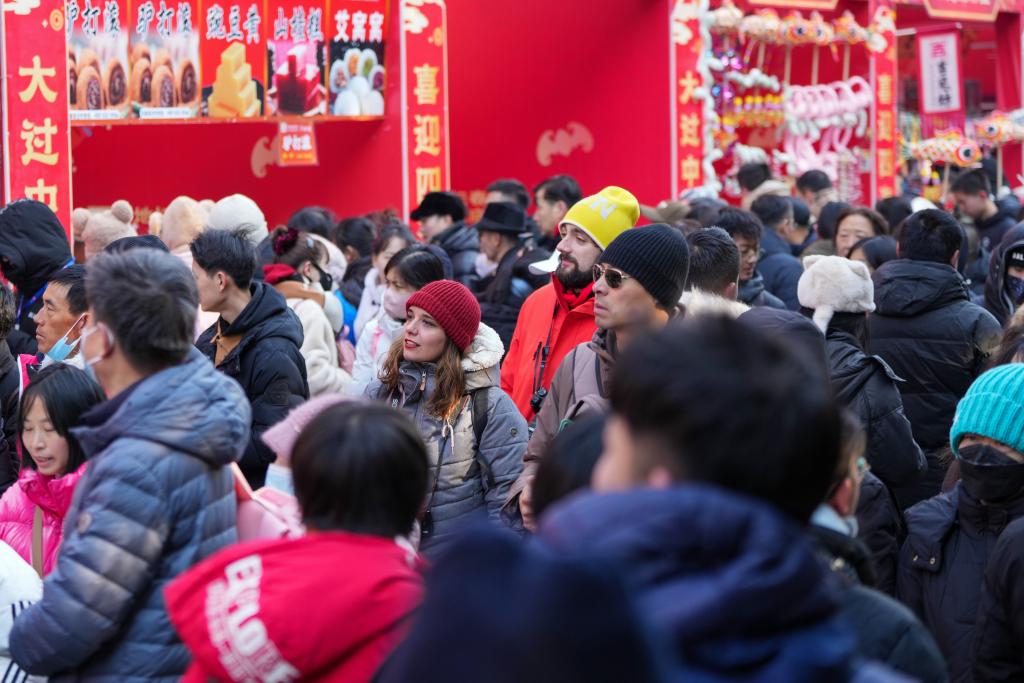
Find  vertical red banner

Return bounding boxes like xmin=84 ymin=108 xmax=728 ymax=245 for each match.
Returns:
xmin=869 ymin=0 xmax=898 ymax=201
xmin=401 ymin=0 xmax=449 ymax=219
xmin=266 ymin=0 xmax=326 ymax=116
xmin=201 ymin=0 xmax=266 ymax=117
xmin=326 ymin=0 xmax=387 ymax=117
xmin=2 ymin=0 xmax=73 ymax=233
xmin=670 ymin=0 xmax=704 ymax=197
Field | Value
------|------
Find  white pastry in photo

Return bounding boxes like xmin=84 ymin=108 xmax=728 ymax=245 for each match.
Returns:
xmin=333 ymin=88 xmax=360 ymax=116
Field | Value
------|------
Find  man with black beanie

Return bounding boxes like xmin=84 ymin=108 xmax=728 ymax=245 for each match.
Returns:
xmin=510 ymin=223 xmax=690 ymax=530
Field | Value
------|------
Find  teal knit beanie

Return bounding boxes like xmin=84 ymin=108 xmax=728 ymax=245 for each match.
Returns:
xmin=950 ymin=364 xmax=1024 ymax=457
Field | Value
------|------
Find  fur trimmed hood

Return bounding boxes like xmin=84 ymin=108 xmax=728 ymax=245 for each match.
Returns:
xmin=463 ymin=322 xmax=504 ymax=374
xmin=680 ymin=289 xmax=750 ymax=319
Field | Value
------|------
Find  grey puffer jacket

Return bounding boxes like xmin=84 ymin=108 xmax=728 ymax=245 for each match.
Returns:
xmin=10 ymin=348 xmax=250 ymax=681
xmin=367 ymin=324 xmax=526 ymax=554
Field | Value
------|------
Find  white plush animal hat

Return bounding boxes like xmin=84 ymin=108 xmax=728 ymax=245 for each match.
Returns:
xmin=797 ymin=255 xmax=875 ymax=332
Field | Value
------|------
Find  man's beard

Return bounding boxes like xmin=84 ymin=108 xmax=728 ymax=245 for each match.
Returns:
xmin=556 ymin=256 xmax=594 ymax=290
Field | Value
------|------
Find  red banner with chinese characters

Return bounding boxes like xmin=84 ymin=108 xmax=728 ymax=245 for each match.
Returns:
xmin=277 ymin=121 xmax=318 ymax=164
xmin=917 ymin=31 xmax=965 ymax=138
xmin=130 ymin=0 xmax=201 ymax=118
xmin=2 ymin=0 xmax=73 ymax=233
xmin=201 ymin=0 xmax=266 ymax=117
xmin=266 ymin=0 xmax=327 ymax=116
xmin=870 ymin=0 xmax=898 ymax=202
xmin=670 ymin=0 xmax=704 ymax=196
xmin=923 ymin=0 xmax=998 ymax=21
xmin=401 ymin=0 xmax=449 ymax=219
xmin=327 ymin=0 xmax=387 ymax=117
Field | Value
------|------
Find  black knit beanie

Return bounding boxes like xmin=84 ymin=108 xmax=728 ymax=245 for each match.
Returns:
xmin=599 ymin=224 xmax=690 ymax=309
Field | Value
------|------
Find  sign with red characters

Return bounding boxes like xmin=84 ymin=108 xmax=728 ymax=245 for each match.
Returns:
xmin=326 ymin=0 xmax=387 ymax=117
xmin=870 ymin=0 xmax=898 ymax=201
xmin=922 ymin=0 xmax=999 ymax=22
xmin=2 ymin=0 xmax=74 ymax=233
xmin=671 ymin=0 xmax=704 ymax=196
xmin=401 ymin=0 xmax=449 ymax=218
xmin=276 ymin=121 xmax=318 ymax=165
xmin=130 ymin=0 xmax=201 ymax=118
xmin=266 ymin=0 xmax=327 ymax=116
xmin=201 ymin=0 xmax=265 ymax=117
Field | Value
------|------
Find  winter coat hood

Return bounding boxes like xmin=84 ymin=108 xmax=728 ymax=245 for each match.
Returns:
xmin=432 ymin=221 xmax=479 ymax=254
xmin=539 ymin=485 xmax=864 ymax=682
xmin=72 ymin=348 xmax=250 ymax=469
xmin=983 ymin=222 xmax=1024 ymax=325
xmin=872 ymin=260 xmax=969 ymax=318
xmin=221 ymin=281 xmax=303 ymax=347
xmin=0 ymin=200 xmax=71 ymax=294
xmin=391 ymin=323 xmax=504 ymax=403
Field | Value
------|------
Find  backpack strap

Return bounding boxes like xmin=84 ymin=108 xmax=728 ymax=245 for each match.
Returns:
xmin=470 ymin=388 xmax=496 ymax=490
xmin=31 ymin=505 xmax=43 ymax=577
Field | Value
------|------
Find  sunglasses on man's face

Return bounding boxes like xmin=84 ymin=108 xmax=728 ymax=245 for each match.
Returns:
xmin=592 ymin=264 xmax=633 ymax=289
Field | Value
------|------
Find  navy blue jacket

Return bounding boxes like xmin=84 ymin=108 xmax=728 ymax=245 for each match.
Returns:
xmin=758 ymin=228 xmax=804 ymax=310
xmin=898 ymin=483 xmax=1024 ymax=682
xmin=540 ymin=485 xmax=905 ymax=682
xmin=9 ymin=349 xmax=250 ymax=681
xmin=982 ymin=222 xmax=1024 ymax=326
xmin=973 ymin=514 xmax=1024 ymax=682
xmin=431 ymin=221 xmax=480 ymax=288
xmin=739 ymin=273 xmax=786 ymax=310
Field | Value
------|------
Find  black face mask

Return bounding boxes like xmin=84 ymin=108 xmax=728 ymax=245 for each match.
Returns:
xmin=315 ymin=265 xmax=333 ymax=292
xmin=958 ymin=443 xmax=1024 ymax=503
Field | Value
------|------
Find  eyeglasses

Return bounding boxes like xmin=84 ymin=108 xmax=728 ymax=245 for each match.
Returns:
xmin=592 ymin=264 xmax=633 ymax=289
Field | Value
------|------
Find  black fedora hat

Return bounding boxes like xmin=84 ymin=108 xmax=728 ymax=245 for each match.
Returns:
xmin=410 ymin=191 xmax=467 ymax=222
xmin=475 ymin=201 xmax=526 ymax=235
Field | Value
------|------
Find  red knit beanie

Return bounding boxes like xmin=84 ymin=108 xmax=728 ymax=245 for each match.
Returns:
xmin=406 ymin=280 xmax=481 ymax=351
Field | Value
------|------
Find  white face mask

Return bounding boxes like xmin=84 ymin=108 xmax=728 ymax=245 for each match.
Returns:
xmin=382 ymin=287 xmax=412 ymax=321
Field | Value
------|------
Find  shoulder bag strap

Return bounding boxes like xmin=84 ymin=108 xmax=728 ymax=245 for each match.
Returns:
xmin=31 ymin=505 xmax=43 ymax=577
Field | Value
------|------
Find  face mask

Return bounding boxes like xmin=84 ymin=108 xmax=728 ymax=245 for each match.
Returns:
xmin=382 ymin=287 xmax=412 ymax=321
xmin=1007 ymin=275 xmax=1024 ymax=304
xmin=45 ymin=315 xmax=84 ymax=363
xmin=315 ymin=265 xmax=333 ymax=292
xmin=79 ymin=324 xmax=110 ymax=388
xmin=958 ymin=443 xmax=1024 ymax=502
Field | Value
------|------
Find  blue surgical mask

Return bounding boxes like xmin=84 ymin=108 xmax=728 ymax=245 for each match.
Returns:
xmin=1007 ymin=275 xmax=1024 ymax=304
xmin=45 ymin=315 xmax=84 ymax=363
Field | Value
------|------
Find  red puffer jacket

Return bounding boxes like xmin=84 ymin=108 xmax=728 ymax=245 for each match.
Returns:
xmin=500 ymin=277 xmax=597 ymax=422
xmin=0 ymin=464 xmax=87 ymax=575
xmin=166 ymin=532 xmax=424 ymax=683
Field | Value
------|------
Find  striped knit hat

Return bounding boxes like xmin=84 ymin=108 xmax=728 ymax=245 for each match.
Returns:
xmin=950 ymin=364 xmax=1024 ymax=457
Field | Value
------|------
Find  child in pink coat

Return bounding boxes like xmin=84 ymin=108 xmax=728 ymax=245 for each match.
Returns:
xmin=0 ymin=364 xmax=104 ymax=575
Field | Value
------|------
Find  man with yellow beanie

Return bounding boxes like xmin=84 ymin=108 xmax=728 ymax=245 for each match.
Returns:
xmin=499 ymin=186 xmax=640 ymax=426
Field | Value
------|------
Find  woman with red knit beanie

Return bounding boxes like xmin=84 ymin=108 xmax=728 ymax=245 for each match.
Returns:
xmin=367 ymin=280 xmax=527 ymax=555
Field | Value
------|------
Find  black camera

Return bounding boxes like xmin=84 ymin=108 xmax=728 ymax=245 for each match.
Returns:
xmin=530 ymin=388 xmax=548 ymax=414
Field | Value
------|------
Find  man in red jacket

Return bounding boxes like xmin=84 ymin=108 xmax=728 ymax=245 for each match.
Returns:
xmin=500 ymin=186 xmax=640 ymax=425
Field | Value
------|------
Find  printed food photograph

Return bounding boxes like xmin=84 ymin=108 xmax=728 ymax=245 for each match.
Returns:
xmin=67 ymin=0 xmax=131 ymax=120
xmin=129 ymin=0 xmax=201 ymax=118
xmin=327 ymin=46 xmax=384 ymax=116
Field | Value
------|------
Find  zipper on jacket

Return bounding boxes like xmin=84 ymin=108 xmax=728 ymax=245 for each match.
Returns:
xmin=419 ymin=369 xmax=427 ymax=392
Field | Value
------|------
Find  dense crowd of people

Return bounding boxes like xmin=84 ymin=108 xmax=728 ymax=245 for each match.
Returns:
xmin=0 ymin=163 xmax=1022 ymax=681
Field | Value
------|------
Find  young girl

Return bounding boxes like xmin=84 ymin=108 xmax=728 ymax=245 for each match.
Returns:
xmin=348 ymin=246 xmax=446 ymax=396
xmin=0 ymin=364 xmax=104 ymax=575
xmin=354 ymin=225 xmax=414 ymax=339
xmin=265 ymin=227 xmax=352 ymax=396
xmin=367 ymin=280 xmax=527 ymax=554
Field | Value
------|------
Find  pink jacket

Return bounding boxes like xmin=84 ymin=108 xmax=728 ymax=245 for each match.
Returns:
xmin=0 ymin=464 xmax=86 ymax=575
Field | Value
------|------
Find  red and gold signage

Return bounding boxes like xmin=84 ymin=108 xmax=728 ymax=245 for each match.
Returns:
xmin=326 ymin=0 xmax=387 ymax=117
xmin=671 ymin=0 xmax=704 ymax=195
xmin=266 ymin=0 xmax=327 ymax=116
xmin=276 ymin=121 xmax=318 ymax=165
xmin=3 ymin=0 xmax=73 ymax=232
xmin=401 ymin=0 xmax=449 ymax=218
xmin=870 ymin=0 xmax=898 ymax=201
xmin=200 ymin=0 xmax=266 ymax=117
xmin=922 ymin=0 xmax=998 ymax=22
xmin=748 ymin=0 xmax=838 ymax=9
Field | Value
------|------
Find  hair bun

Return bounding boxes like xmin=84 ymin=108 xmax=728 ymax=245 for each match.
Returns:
xmin=272 ymin=227 xmax=299 ymax=255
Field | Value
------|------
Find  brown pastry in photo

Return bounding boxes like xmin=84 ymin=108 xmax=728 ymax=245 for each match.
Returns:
xmin=130 ymin=58 xmax=152 ymax=104
xmin=150 ymin=64 xmax=175 ymax=108
xmin=76 ymin=65 xmax=102 ymax=110
xmin=175 ymin=59 xmax=197 ymax=105
xmin=103 ymin=59 xmax=127 ymax=107
xmin=130 ymin=43 xmax=151 ymax=69
xmin=77 ymin=48 xmax=99 ymax=76
xmin=152 ymin=49 xmax=172 ymax=75
xmin=67 ymin=48 xmax=76 ymax=67
xmin=68 ymin=58 xmax=78 ymax=106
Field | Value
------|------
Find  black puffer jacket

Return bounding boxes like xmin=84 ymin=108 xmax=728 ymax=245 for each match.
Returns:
xmin=431 ymin=221 xmax=480 ymax=288
xmin=856 ymin=471 xmax=905 ymax=597
xmin=869 ymin=260 xmax=1001 ymax=505
xmin=0 ymin=343 xmax=20 ymax=494
xmin=9 ymin=349 xmax=249 ymax=681
xmin=0 ymin=200 xmax=72 ymax=339
xmin=807 ymin=521 xmax=948 ymax=683
xmin=972 ymin=514 xmax=1024 ymax=682
xmin=982 ymin=222 xmax=1024 ymax=326
xmin=196 ymin=281 xmax=308 ymax=487
xmin=477 ymin=246 xmax=550 ymax=350
xmin=974 ymin=198 xmax=1019 ymax=255
xmin=898 ymin=483 xmax=1024 ymax=683
xmin=739 ymin=273 xmax=786 ymax=309
xmin=827 ymin=328 xmax=925 ymax=490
